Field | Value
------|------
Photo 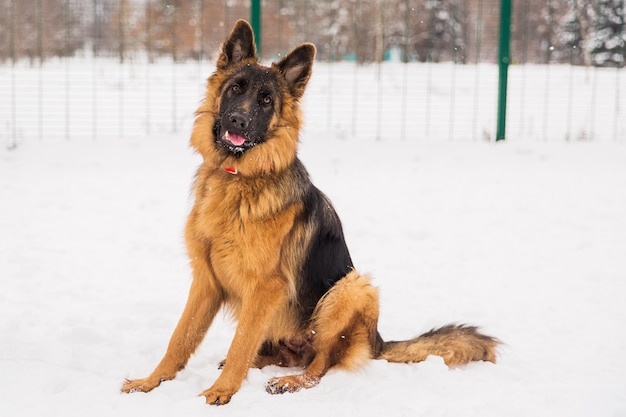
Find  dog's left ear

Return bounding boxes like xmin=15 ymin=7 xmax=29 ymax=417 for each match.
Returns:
xmin=217 ymin=19 xmax=257 ymax=69
xmin=275 ymin=43 xmax=316 ymax=99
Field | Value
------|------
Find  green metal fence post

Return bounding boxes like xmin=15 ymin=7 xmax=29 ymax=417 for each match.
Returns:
xmin=250 ymin=0 xmax=261 ymax=58
xmin=496 ymin=0 xmax=511 ymax=141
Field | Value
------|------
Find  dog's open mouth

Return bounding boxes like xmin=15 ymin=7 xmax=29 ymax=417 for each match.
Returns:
xmin=217 ymin=129 xmax=256 ymax=155
xmin=224 ymin=131 xmax=246 ymax=147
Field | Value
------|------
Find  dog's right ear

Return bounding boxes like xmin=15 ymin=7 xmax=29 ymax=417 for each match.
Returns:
xmin=217 ymin=20 xmax=257 ymax=69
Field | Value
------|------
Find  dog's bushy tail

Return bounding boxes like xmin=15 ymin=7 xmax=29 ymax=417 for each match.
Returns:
xmin=377 ymin=324 xmax=499 ymax=366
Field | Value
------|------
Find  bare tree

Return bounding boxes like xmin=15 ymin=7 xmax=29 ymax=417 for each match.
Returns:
xmin=0 ymin=0 xmax=85 ymax=63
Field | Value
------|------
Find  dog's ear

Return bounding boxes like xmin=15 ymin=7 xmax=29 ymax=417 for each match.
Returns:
xmin=275 ymin=43 xmax=316 ymax=99
xmin=217 ymin=20 xmax=256 ymax=69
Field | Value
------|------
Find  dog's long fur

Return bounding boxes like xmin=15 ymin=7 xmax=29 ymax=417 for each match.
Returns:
xmin=121 ymin=20 xmax=499 ymax=405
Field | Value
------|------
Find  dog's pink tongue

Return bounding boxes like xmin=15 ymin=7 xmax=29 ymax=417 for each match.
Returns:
xmin=226 ymin=131 xmax=245 ymax=146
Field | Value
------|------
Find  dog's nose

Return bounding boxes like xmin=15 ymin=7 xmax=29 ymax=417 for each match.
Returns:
xmin=229 ymin=111 xmax=249 ymax=130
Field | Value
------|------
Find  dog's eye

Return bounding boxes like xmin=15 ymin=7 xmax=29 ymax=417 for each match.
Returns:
xmin=261 ymin=95 xmax=273 ymax=106
xmin=231 ymin=84 xmax=241 ymax=94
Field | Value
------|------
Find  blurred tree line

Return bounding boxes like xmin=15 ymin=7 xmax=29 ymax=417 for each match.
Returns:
xmin=0 ymin=0 xmax=623 ymax=67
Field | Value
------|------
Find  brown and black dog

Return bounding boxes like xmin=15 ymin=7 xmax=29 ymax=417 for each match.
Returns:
xmin=121 ymin=19 xmax=499 ymax=406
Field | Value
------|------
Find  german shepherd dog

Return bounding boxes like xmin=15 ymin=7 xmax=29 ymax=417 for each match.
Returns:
xmin=122 ymin=20 xmax=498 ymax=405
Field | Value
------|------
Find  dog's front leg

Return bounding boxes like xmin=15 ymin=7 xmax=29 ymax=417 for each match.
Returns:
xmin=200 ymin=277 xmax=287 ymax=405
xmin=122 ymin=240 xmax=223 ymax=394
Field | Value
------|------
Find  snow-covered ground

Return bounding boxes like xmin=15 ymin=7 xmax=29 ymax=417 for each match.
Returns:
xmin=1 ymin=61 xmax=626 ymax=416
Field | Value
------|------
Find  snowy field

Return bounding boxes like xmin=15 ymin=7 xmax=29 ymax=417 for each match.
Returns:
xmin=1 ymin=61 xmax=626 ymax=416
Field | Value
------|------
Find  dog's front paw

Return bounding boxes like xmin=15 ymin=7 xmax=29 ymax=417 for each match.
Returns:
xmin=200 ymin=387 xmax=236 ymax=406
xmin=121 ymin=377 xmax=161 ymax=393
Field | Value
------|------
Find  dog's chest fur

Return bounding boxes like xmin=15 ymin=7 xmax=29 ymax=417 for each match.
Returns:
xmin=188 ymin=164 xmax=303 ymax=299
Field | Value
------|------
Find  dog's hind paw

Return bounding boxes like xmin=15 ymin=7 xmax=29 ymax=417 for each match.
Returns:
xmin=265 ymin=377 xmax=295 ymax=395
xmin=265 ymin=374 xmax=320 ymax=395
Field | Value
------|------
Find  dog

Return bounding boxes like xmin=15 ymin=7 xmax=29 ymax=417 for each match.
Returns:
xmin=121 ymin=19 xmax=499 ymax=406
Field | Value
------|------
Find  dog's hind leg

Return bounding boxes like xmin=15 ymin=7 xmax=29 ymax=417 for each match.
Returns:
xmin=266 ymin=271 xmax=382 ymax=394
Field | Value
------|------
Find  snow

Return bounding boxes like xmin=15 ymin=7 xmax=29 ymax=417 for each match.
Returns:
xmin=1 ymin=61 xmax=626 ymax=416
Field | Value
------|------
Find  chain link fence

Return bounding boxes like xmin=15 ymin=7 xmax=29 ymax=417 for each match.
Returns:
xmin=1 ymin=0 xmax=624 ymax=143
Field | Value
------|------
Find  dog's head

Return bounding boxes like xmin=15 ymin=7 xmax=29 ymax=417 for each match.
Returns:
xmin=199 ymin=20 xmax=315 ymax=162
